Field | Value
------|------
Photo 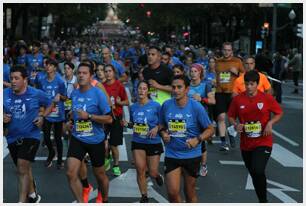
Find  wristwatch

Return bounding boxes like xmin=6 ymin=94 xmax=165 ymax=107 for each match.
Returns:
xmin=88 ymin=114 xmax=92 ymax=120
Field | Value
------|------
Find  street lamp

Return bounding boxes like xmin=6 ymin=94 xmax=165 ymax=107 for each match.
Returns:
xmin=271 ymin=5 xmax=296 ymax=54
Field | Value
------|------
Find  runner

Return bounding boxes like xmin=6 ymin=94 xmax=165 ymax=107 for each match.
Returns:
xmin=172 ymin=64 xmax=186 ymax=76
xmin=188 ymin=63 xmax=215 ymax=177
xmin=103 ymin=64 xmax=129 ymax=176
xmin=37 ymin=59 xmax=67 ymax=169
xmin=66 ymin=62 xmax=113 ymax=203
xmin=232 ymin=56 xmax=272 ymax=97
xmin=228 ymin=70 xmax=283 ymax=203
xmin=129 ymin=81 xmax=164 ymax=203
xmin=4 ymin=66 xmax=53 ymax=202
xmin=143 ymin=45 xmax=173 ymax=105
xmin=159 ymin=75 xmax=214 ymax=202
xmin=102 ymin=47 xmax=128 ymax=82
xmin=215 ymin=42 xmax=244 ymax=151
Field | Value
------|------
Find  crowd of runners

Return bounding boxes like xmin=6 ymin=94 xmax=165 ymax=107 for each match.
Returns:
xmin=4 ymin=36 xmax=299 ymax=203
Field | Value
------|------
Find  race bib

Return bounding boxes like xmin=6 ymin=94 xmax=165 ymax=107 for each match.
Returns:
xmin=244 ymin=121 xmax=262 ymax=138
xmin=49 ymin=104 xmax=59 ymax=117
xmin=133 ymin=123 xmax=149 ymax=137
xmin=168 ymin=119 xmax=187 ymax=138
xmin=149 ymin=87 xmax=158 ymax=99
xmin=64 ymin=99 xmax=72 ymax=110
xmin=76 ymin=120 xmax=93 ymax=133
xmin=219 ymin=72 xmax=231 ymax=83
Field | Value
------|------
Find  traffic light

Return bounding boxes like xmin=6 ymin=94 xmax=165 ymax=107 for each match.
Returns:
xmin=296 ymin=23 xmax=303 ymax=38
xmin=260 ymin=22 xmax=269 ymax=38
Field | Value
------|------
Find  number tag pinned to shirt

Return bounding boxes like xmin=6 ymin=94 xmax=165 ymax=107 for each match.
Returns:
xmin=219 ymin=72 xmax=231 ymax=83
xmin=133 ymin=123 xmax=149 ymax=137
xmin=244 ymin=121 xmax=262 ymax=138
xmin=76 ymin=120 xmax=93 ymax=133
xmin=168 ymin=119 xmax=187 ymax=138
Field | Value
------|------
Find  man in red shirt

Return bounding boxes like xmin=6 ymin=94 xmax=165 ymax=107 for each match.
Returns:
xmin=228 ymin=70 xmax=283 ymax=203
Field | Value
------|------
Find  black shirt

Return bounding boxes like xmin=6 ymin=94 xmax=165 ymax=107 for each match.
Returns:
xmin=143 ymin=63 xmax=173 ymax=86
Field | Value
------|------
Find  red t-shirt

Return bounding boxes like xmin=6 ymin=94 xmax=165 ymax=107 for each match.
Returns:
xmin=103 ymin=80 xmax=128 ymax=117
xmin=228 ymin=91 xmax=282 ymax=151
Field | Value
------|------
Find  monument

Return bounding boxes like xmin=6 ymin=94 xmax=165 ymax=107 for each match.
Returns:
xmin=95 ymin=3 xmax=128 ymax=39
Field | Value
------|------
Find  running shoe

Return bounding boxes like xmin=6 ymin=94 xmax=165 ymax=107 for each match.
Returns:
xmin=139 ymin=195 xmax=149 ymax=203
xmin=219 ymin=142 xmax=229 ymax=151
xmin=82 ymin=184 xmax=93 ymax=203
xmin=155 ymin=174 xmax=164 ymax=186
xmin=112 ymin=166 xmax=121 ymax=176
xmin=104 ymin=157 xmax=111 ymax=171
xmin=28 ymin=194 xmax=41 ymax=203
xmin=96 ymin=190 xmax=103 ymax=203
xmin=199 ymin=164 xmax=208 ymax=177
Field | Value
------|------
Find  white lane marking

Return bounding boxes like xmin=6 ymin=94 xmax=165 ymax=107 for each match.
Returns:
xmin=271 ymin=143 xmax=302 ymax=168
xmin=3 ymin=138 xmax=9 ymax=159
xmin=246 ymin=174 xmax=299 ymax=203
xmin=272 ymin=130 xmax=299 ymax=146
xmin=219 ymin=160 xmax=244 ymax=165
xmin=119 ymin=137 xmax=128 ymax=161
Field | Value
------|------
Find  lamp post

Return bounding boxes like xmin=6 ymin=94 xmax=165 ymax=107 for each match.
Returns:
xmin=271 ymin=4 xmax=296 ymax=54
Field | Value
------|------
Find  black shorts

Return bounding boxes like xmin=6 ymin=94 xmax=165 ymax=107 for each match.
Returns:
xmin=164 ymin=156 xmax=201 ymax=178
xmin=67 ymin=136 xmax=105 ymax=167
xmin=8 ymin=138 xmax=40 ymax=166
xmin=201 ymin=141 xmax=206 ymax=153
xmin=215 ymin=93 xmax=232 ymax=116
xmin=105 ymin=116 xmax=123 ymax=146
xmin=131 ymin=141 xmax=164 ymax=156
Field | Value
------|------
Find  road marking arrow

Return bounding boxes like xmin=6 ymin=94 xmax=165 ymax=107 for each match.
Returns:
xmin=271 ymin=143 xmax=302 ymax=167
xmin=246 ymin=174 xmax=299 ymax=203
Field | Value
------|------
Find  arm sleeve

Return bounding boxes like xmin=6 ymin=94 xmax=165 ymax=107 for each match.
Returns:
xmin=232 ymin=79 xmax=240 ymax=94
xmin=262 ymin=75 xmax=271 ymax=90
xmin=98 ymin=90 xmax=111 ymax=115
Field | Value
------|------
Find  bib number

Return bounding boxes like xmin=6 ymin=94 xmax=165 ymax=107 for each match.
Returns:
xmin=168 ymin=119 xmax=186 ymax=138
xmin=133 ymin=123 xmax=149 ymax=137
xmin=149 ymin=87 xmax=158 ymax=99
xmin=220 ymin=72 xmax=231 ymax=83
xmin=244 ymin=121 xmax=262 ymax=138
xmin=76 ymin=120 xmax=93 ymax=133
xmin=64 ymin=99 xmax=72 ymax=110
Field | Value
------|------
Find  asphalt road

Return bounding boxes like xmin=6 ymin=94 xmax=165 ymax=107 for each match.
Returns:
xmin=3 ymin=82 xmax=303 ymax=203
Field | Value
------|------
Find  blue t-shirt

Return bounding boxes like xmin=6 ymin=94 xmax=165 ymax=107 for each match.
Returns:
xmin=111 ymin=60 xmax=126 ymax=78
xmin=159 ymin=98 xmax=211 ymax=159
xmin=3 ymin=63 xmax=10 ymax=83
xmin=71 ymin=86 xmax=111 ymax=144
xmin=204 ymin=72 xmax=216 ymax=85
xmin=37 ymin=75 xmax=67 ymax=122
xmin=188 ymin=82 xmax=211 ymax=99
xmin=4 ymin=87 xmax=52 ymax=144
xmin=26 ymin=53 xmax=44 ymax=75
xmin=17 ymin=54 xmax=27 ymax=66
xmin=130 ymin=100 xmax=162 ymax=144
